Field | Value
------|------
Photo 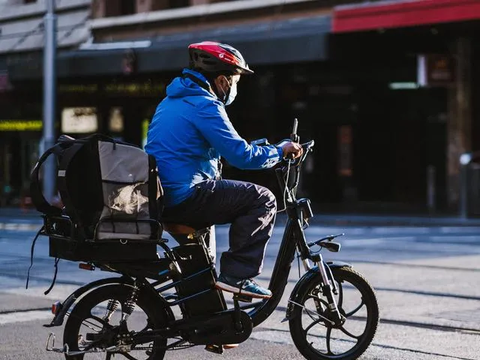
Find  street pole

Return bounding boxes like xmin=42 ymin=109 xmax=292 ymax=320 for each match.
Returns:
xmin=42 ymin=0 xmax=57 ymax=203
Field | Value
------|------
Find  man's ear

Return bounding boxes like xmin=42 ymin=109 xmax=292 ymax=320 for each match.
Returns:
xmin=214 ymin=75 xmax=229 ymax=90
xmin=213 ymin=75 xmax=230 ymax=99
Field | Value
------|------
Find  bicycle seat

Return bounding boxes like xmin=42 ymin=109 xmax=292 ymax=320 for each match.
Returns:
xmin=163 ymin=223 xmax=196 ymax=235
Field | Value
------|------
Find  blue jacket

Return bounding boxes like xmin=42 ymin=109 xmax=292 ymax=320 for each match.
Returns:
xmin=145 ymin=69 xmax=283 ymax=207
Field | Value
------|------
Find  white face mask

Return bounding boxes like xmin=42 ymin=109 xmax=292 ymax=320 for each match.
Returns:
xmin=225 ymin=80 xmax=237 ymax=106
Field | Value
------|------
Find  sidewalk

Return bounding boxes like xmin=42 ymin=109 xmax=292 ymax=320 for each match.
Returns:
xmin=2 ymin=206 xmax=480 ymax=227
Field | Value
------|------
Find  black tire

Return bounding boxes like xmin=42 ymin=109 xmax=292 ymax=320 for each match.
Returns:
xmin=63 ymin=284 xmax=169 ymax=360
xmin=289 ymin=267 xmax=379 ymax=360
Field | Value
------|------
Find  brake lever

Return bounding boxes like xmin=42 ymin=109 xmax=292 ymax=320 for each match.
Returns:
xmin=289 ymin=141 xmax=314 ymax=166
xmin=319 ymin=241 xmax=341 ymax=253
xmin=308 ymin=233 xmax=344 ymax=247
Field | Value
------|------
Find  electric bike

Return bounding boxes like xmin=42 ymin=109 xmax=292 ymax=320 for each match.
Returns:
xmin=42 ymin=120 xmax=379 ymax=360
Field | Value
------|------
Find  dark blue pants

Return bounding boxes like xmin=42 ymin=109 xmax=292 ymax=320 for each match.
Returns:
xmin=161 ymin=179 xmax=277 ymax=279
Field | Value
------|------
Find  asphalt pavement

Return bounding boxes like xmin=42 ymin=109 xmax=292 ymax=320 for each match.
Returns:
xmin=1 ymin=206 xmax=480 ymax=359
xmin=3 ymin=206 xmax=480 ymax=227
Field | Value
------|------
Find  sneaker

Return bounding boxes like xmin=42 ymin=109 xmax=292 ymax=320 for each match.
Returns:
xmin=215 ymin=274 xmax=272 ymax=299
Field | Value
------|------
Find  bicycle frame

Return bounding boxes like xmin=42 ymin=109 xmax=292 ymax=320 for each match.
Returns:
xmin=45 ymin=127 xmax=349 ymax=355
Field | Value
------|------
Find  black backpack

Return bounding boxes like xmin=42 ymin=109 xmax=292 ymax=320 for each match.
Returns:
xmin=30 ymin=133 xmax=163 ymax=252
xmin=27 ymin=134 xmax=164 ymax=293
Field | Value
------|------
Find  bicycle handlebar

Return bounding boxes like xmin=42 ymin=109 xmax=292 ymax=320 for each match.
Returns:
xmin=275 ymin=138 xmax=315 ymax=208
xmin=282 ymin=140 xmax=315 ymax=167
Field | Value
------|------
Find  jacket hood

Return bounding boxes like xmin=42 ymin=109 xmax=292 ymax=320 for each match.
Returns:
xmin=166 ymin=69 xmax=213 ymax=99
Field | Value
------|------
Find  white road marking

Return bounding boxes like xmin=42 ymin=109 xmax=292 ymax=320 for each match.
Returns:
xmin=327 ymin=238 xmax=385 ymax=246
xmin=305 ymin=227 xmax=367 ymax=235
xmin=439 ymin=227 xmax=480 ymax=234
xmin=0 ymin=223 xmax=42 ymax=231
xmin=0 ymin=310 xmax=52 ymax=325
xmin=250 ymin=330 xmax=293 ymax=345
xmin=3 ymin=283 xmax=84 ymax=301
xmin=371 ymin=227 xmax=431 ymax=234
xmin=428 ymin=236 xmax=480 ymax=243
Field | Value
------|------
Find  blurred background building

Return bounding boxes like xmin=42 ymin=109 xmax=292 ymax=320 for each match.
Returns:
xmin=0 ymin=0 xmax=90 ymax=206
xmin=0 ymin=0 xmax=479 ymax=216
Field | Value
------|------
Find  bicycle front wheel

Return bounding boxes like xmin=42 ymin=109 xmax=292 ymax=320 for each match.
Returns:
xmin=289 ymin=266 xmax=379 ymax=360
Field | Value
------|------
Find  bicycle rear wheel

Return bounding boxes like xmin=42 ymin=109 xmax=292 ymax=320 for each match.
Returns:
xmin=63 ymin=284 xmax=169 ymax=360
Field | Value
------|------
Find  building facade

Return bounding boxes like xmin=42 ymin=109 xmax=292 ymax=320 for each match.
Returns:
xmin=0 ymin=0 xmax=91 ymax=206
xmin=1 ymin=0 xmax=479 ymax=215
xmin=331 ymin=0 xmax=480 ymax=212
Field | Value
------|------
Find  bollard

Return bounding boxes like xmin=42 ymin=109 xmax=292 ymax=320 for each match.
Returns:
xmin=459 ymin=153 xmax=472 ymax=218
xmin=426 ymin=165 xmax=436 ymax=213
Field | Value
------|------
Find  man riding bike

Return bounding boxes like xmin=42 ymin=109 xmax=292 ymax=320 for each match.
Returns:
xmin=145 ymin=41 xmax=303 ymax=299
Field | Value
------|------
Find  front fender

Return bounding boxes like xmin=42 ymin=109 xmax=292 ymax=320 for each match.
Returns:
xmin=284 ymin=261 xmax=352 ymax=321
xmin=44 ymin=276 xmax=133 ymax=328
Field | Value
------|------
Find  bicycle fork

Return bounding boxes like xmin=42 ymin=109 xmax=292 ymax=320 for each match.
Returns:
xmin=305 ymin=255 xmax=344 ymax=327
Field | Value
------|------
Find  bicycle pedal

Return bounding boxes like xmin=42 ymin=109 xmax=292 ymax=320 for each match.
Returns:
xmin=233 ymin=293 xmax=253 ymax=303
xmin=205 ymin=344 xmax=224 ymax=354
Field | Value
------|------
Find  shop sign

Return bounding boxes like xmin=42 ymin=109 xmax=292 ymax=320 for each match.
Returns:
xmin=58 ymin=82 xmax=165 ymax=97
xmin=104 ymin=82 xmax=165 ymax=96
xmin=61 ymin=107 xmax=98 ymax=134
xmin=417 ymin=54 xmax=456 ymax=87
xmin=59 ymin=84 xmax=98 ymax=94
xmin=0 ymin=120 xmax=42 ymax=131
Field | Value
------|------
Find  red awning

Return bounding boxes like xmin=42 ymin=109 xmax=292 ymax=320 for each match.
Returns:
xmin=333 ymin=0 xmax=480 ymax=33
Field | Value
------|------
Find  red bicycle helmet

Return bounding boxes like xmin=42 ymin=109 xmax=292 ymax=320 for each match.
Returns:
xmin=188 ymin=41 xmax=254 ymax=75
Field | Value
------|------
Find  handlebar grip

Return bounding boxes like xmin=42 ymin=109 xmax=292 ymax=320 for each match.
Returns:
xmin=292 ymin=118 xmax=298 ymax=135
xmin=290 ymin=118 xmax=299 ymax=142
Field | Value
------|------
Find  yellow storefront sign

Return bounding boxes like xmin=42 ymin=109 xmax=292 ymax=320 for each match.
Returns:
xmin=0 ymin=120 xmax=42 ymax=131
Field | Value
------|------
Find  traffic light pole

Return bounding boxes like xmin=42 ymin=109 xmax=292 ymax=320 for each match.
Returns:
xmin=42 ymin=0 xmax=57 ymax=203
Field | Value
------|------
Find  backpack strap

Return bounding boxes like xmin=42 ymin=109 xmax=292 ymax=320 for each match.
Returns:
xmin=25 ymin=225 xmax=45 ymax=289
xmin=148 ymin=155 xmax=159 ymax=221
xmin=148 ymin=155 xmax=161 ymax=238
xmin=30 ymin=143 xmax=65 ymax=216
xmin=44 ymin=257 xmax=60 ymax=295
xmin=56 ymin=142 xmax=88 ymax=239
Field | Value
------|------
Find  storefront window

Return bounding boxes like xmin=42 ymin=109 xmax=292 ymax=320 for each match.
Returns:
xmin=109 ymin=107 xmax=124 ymax=133
xmin=61 ymin=107 xmax=99 ymax=134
